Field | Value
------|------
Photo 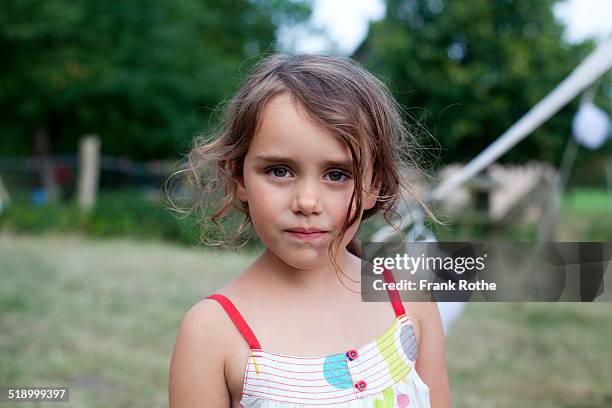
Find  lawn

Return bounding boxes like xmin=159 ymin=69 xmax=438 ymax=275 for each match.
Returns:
xmin=0 ymin=232 xmax=256 ymax=408
xmin=1 ymin=232 xmax=611 ymax=407
xmin=558 ymin=188 xmax=612 ymax=241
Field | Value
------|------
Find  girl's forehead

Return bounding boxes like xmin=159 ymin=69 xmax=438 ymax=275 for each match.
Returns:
xmin=249 ymin=93 xmax=352 ymax=160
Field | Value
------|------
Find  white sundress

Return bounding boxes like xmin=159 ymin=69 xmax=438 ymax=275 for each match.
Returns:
xmin=207 ymin=269 xmax=431 ymax=407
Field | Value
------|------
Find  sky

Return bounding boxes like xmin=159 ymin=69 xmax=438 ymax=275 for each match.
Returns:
xmin=283 ymin=0 xmax=612 ymax=55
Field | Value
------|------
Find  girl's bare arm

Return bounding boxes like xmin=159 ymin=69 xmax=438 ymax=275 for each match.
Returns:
xmin=169 ymin=301 xmax=231 ymax=407
xmin=415 ymin=302 xmax=452 ymax=407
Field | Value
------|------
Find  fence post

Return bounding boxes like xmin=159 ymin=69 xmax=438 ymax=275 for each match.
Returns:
xmin=77 ymin=135 xmax=100 ymax=211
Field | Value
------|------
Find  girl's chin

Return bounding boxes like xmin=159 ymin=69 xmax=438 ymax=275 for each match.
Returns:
xmin=263 ymin=239 xmax=350 ymax=269
xmin=280 ymin=251 xmax=330 ymax=270
xmin=285 ymin=257 xmax=329 ymax=269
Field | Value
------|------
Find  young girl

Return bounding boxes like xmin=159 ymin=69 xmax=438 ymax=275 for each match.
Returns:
xmin=169 ymin=54 xmax=450 ymax=407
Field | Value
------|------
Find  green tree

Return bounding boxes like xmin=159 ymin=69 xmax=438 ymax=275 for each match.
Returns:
xmin=354 ymin=0 xmax=595 ymax=165
xmin=0 ymin=0 xmax=310 ymax=159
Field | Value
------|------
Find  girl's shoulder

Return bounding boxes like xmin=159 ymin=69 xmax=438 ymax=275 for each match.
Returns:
xmin=181 ymin=293 xmax=253 ymax=356
xmin=400 ymin=300 xmax=442 ymax=346
xmin=402 ymin=301 xmax=439 ymax=323
xmin=169 ymin=298 xmax=248 ymax=406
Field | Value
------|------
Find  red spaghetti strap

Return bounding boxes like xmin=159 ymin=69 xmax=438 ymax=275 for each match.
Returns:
xmin=382 ymin=268 xmax=406 ymax=317
xmin=206 ymin=293 xmax=262 ymax=350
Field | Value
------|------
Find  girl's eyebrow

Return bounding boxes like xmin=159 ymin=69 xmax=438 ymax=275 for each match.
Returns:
xmin=253 ymin=153 xmax=353 ymax=169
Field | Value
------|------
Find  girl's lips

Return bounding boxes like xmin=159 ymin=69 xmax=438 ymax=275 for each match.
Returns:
xmin=285 ymin=230 xmax=328 ymax=241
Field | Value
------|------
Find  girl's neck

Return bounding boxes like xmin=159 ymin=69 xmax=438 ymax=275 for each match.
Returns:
xmin=252 ymin=247 xmax=362 ymax=295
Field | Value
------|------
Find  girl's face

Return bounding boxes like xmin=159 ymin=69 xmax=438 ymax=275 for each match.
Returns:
xmin=235 ymin=93 xmax=379 ymax=270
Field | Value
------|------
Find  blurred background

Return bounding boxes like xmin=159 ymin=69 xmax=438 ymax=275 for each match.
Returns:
xmin=1 ymin=0 xmax=611 ymax=407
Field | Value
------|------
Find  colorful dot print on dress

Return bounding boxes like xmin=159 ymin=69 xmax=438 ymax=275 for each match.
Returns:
xmin=207 ymin=268 xmax=431 ymax=407
xmin=323 ymin=353 xmax=353 ymax=389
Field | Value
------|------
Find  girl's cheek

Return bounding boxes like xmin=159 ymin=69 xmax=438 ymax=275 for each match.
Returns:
xmin=252 ymin=192 xmax=282 ymax=212
xmin=327 ymin=194 xmax=358 ymax=225
xmin=249 ymin=175 xmax=281 ymax=196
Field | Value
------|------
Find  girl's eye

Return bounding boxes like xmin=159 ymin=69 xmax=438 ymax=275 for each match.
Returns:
xmin=326 ymin=170 xmax=349 ymax=182
xmin=269 ymin=167 xmax=290 ymax=178
xmin=267 ymin=167 xmax=349 ymax=182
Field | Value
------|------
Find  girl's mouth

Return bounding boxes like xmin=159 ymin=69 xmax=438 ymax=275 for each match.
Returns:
xmin=285 ymin=229 xmax=328 ymax=241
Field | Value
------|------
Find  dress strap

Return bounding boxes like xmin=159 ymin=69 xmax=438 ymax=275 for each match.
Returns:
xmin=206 ymin=293 xmax=262 ymax=350
xmin=382 ymin=268 xmax=406 ymax=317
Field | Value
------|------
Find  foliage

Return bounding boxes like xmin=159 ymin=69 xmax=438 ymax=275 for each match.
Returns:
xmin=0 ymin=190 xmax=262 ymax=248
xmin=355 ymin=0 xmax=607 ymax=165
xmin=0 ymin=0 xmax=311 ymax=159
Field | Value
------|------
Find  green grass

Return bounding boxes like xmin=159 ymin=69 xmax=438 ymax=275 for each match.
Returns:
xmin=0 ymin=232 xmax=259 ymax=408
xmin=563 ymin=188 xmax=611 ymax=213
xmin=446 ymin=302 xmax=612 ymax=407
xmin=1 ymin=233 xmax=612 ymax=407
xmin=558 ymin=188 xmax=612 ymax=241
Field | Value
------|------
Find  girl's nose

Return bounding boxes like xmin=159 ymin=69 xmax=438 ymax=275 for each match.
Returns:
xmin=291 ymin=180 xmax=322 ymax=215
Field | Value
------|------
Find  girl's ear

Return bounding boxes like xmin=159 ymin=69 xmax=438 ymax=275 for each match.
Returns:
xmin=229 ymin=161 xmax=248 ymax=203
xmin=235 ymin=177 xmax=247 ymax=203
xmin=364 ymin=177 xmax=382 ymax=210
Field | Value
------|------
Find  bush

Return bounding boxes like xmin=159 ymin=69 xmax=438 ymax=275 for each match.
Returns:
xmin=0 ymin=189 xmax=260 ymax=248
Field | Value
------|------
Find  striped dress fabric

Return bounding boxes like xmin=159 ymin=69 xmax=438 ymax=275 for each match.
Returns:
xmin=207 ymin=269 xmax=431 ymax=407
